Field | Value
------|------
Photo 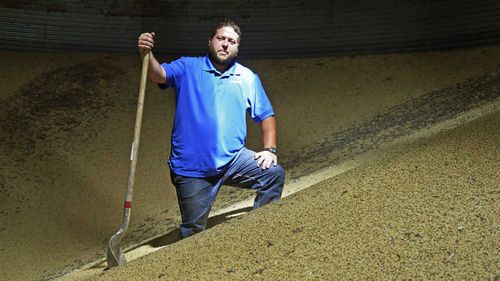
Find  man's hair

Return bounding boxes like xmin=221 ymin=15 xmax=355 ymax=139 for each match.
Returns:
xmin=210 ymin=19 xmax=241 ymax=43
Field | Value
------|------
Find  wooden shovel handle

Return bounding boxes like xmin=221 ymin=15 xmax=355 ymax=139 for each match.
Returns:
xmin=124 ymin=51 xmax=150 ymax=208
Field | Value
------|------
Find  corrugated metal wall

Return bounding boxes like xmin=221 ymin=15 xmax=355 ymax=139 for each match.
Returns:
xmin=1 ymin=0 xmax=500 ymax=57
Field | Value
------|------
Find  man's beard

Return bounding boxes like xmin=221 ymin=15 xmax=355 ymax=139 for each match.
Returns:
xmin=209 ymin=45 xmax=237 ymax=66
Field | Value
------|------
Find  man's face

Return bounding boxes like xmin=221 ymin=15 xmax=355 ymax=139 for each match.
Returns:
xmin=208 ymin=26 xmax=239 ymax=66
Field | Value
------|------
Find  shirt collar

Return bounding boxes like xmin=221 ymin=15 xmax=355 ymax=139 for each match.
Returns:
xmin=203 ymin=55 xmax=240 ymax=77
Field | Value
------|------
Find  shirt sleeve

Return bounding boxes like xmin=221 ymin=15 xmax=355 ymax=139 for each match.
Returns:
xmin=248 ymin=74 xmax=275 ymax=123
xmin=157 ymin=57 xmax=186 ymax=89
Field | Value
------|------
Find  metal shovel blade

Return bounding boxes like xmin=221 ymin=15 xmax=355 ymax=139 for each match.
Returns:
xmin=106 ymin=204 xmax=132 ymax=268
xmin=107 ymin=229 xmax=127 ymax=268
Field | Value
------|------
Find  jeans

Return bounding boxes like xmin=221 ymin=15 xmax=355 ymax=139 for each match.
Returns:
xmin=170 ymin=147 xmax=285 ymax=238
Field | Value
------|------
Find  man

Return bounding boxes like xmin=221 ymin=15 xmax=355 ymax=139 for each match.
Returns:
xmin=137 ymin=20 xmax=285 ymax=238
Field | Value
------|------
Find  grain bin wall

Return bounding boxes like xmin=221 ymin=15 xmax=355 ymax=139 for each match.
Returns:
xmin=1 ymin=0 xmax=499 ymax=57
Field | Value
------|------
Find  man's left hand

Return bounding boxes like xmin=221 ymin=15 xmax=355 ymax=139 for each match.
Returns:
xmin=254 ymin=151 xmax=278 ymax=169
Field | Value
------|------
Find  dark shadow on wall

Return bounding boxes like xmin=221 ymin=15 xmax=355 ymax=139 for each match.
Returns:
xmin=281 ymin=64 xmax=500 ymax=179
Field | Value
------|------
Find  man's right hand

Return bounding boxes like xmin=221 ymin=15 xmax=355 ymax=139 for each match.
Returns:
xmin=138 ymin=32 xmax=155 ymax=57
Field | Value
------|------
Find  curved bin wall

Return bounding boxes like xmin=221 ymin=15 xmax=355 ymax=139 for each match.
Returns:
xmin=1 ymin=0 xmax=500 ymax=57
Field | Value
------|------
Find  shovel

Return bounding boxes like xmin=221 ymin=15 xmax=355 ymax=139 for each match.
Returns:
xmin=107 ymin=52 xmax=150 ymax=268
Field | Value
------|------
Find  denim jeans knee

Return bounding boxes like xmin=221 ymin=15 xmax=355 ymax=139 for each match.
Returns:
xmin=171 ymin=173 xmax=223 ymax=238
xmin=253 ymin=163 xmax=285 ymax=208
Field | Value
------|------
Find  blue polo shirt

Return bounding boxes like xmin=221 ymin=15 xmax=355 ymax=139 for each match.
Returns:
xmin=160 ymin=56 xmax=274 ymax=177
